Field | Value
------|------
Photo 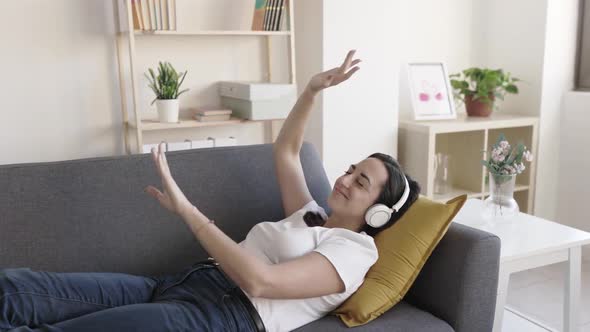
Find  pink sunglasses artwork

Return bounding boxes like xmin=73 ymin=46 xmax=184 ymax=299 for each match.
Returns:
xmin=419 ymin=80 xmax=445 ymax=102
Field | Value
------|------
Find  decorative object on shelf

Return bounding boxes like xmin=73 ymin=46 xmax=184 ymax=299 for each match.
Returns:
xmin=481 ymin=133 xmax=534 ymax=221
xmin=114 ymin=0 xmax=296 ymax=154
xmin=133 ymin=0 xmax=176 ymax=31
xmin=219 ymin=81 xmax=296 ymax=120
xmin=191 ymin=107 xmax=232 ymax=122
xmin=252 ymin=0 xmax=288 ymax=31
xmin=433 ymin=152 xmax=451 ymax=195
xmin=251 ymin=0 xmax=267 ymax=30
xmin=450 ymin=68 xmax=520 ymax=117
xmin=145 ymin=61 xmax=188 ymax=123
xmin=406 ymin=62 xmax=456 ymax=121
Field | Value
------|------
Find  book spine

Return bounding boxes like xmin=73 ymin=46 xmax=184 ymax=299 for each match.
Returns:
xmin=155 ymin=0 xmax=161 ymax=30
xmin=284 ymin=0 xmax=290 ymax=32
xmin=263 ymin=0 xmax=271 ymax=31
xmin=147 ymin=0 xmax=155 ymax=30
xmin=131 ymin=0 xmax=141 ymax=30
xmin=275 ymin=0 xmax=284 ymax=31
xmin=158 ymin=0 xmax=165 ymax=30
xmin=251 ymin=0 xmax=266 ymax=31
xmin=150 ymin=0 xmax=158 ymax=30
xmin=141 ymin=0 xmax=150 ymax=30
xmin=269 ymin=0 xmax=277 ymax=31
xmin=276 ymin=0 xmax=284 ymax=31
xmin=161 ymin=0 xmax=168 ymax=30
xmin=272 ymin=0 xmax=280 ymax=31
xmin=170 ymin=0 xmax=176 ymax=30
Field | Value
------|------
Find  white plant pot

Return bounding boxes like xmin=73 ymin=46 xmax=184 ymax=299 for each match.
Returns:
xmin=156 ymin=99 xmax=179 ymax=123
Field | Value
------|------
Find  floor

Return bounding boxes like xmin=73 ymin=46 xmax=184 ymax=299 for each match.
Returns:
xmin=504 ymin=258 xmax=590 ymax=331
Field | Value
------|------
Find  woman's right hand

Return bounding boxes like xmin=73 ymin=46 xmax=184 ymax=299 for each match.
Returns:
xmin=307 ymin=49 xmax=361 ymax=93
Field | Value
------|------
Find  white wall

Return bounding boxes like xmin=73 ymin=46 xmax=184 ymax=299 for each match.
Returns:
xmin=559 ymin=92 xmax=590 ymax=259
xmin=294 ymin=0 xmax=324 ymax=160
xmin=0 ymin=0 xmax=286 ymax=165
xmin=0 ymin=0 xmax=121 ymax=164
xmin=296 ymin=0 xmax=475 ymax=185
xmin=295 ymin=0 xmax=400 ymax=186
xmin=537 ymin=0 xmax=579 ymax=220
xmin=398 ymin=0 xmax=474 ymax=119
xmin=321 ymin=0 xmax=399 ymax=186
xmin=469 ymin=0 xmax=579 ymax=221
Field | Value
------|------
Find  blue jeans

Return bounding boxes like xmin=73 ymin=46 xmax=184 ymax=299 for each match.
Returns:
xmin=0 ymin=261 xmax=263 ymax=331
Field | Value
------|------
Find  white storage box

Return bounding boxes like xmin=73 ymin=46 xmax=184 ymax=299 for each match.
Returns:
xmin=219 ymin=81 xmax=296 ymax=101
xmin=221 ymin=95 xmax=295 ymax=120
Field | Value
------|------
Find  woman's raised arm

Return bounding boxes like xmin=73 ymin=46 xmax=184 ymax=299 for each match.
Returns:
xmin=273 ymin=50 xmax=361 ymax=216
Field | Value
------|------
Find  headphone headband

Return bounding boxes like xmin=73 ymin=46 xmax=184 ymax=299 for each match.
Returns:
xmin=391 ymin=175 xmax=410 ymax=213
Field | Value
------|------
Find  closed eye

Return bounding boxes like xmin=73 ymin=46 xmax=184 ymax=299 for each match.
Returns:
xmin=344 ymin=170 xmax=365 ymax=188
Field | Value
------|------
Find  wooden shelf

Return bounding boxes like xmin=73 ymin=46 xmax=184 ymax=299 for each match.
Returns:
xmin=128 ymin=116 xmax=283 ymax=131
xmin=399 ymin=113 xmax=539 ymax=134
xmin=130 ymin=30 xmax=291 ymax=36
xmin=433 ymin=186 xmax=482 ymax=203
xmin=114 ymin=0 xmax=297 ymax=154
xmin=398 ymin=113 xmax=539 ymax=214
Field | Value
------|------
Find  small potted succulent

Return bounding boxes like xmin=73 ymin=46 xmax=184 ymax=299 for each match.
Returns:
xmin=145 ymin=61 xmax=188 ymax=123
xmin=450 ymin=68 xmax=520 ymax=117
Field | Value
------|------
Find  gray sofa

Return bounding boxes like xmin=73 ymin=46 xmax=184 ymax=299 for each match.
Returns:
xmin=0 ymin=142 xmax=501 ymax=331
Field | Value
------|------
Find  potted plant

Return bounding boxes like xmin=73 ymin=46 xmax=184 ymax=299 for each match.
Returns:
xmin=481 ymin=133 xmax=533 ymax=220
xmin=449 ymin=68 xmax=520 ymax=117
xmin=145 ymin=61 xmax=189 ymax=123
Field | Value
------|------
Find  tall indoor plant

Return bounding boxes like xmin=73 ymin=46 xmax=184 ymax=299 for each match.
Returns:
xmin=450 ymin=68 xmax=520 ymax=117
xmin=145 ymin=61 xmax=189 ymax=123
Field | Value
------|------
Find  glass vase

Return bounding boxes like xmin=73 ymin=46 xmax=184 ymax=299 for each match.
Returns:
xmin=482 ymin=172 xmax=519 ymax=221
xmin=433 ymin=153 xmax=451 ymax=195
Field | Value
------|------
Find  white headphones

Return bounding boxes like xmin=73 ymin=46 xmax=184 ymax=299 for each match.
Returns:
xmin=364 ymin=176 xmax=411 ymax=228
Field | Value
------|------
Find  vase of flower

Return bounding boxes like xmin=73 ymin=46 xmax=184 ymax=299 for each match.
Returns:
xmin=481 ymin=133 xmax=534 ymax=222
xmin=482 ymin=172 xmax=519 ymax=220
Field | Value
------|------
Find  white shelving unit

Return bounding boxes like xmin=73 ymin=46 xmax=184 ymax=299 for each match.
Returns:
xmin=112 ymin=0 xmax=296 ymax=154
xmin=398 ymin=113 xmax=539 ymax=214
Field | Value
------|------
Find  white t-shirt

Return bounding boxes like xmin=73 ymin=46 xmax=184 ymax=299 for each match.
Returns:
xmin=238 ymin=200 xmax=379 ymax=332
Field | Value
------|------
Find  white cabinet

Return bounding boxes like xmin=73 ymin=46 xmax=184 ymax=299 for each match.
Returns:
xmin=398 ymin=113 xmax=539 ymax=213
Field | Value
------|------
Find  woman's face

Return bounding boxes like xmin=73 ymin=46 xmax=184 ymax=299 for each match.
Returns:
xmin=327 ymin=157 xmax=389 ymax=220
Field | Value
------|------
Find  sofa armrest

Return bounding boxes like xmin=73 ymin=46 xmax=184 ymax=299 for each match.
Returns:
xmin=403 ymin=222 xmax=501 ymax=332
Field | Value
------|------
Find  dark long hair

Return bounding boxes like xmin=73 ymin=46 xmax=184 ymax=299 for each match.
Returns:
xmin=303 ymin=153 xmax=421 ymax=237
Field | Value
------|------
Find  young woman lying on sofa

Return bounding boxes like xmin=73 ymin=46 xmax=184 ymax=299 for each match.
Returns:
xmin=0 ymin=50 xmax=420 ymax=332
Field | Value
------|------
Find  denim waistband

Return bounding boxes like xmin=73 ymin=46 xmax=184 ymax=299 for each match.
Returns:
xmin=200 ymin=258 xmax=266 ymax=332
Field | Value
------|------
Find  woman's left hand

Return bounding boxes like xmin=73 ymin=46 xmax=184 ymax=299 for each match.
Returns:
xmin=145 ymin=142 xmax=193 ymax=216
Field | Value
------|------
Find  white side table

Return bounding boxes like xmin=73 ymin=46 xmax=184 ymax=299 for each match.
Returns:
xmin=453 ymin=199 xmax=590 ymax=332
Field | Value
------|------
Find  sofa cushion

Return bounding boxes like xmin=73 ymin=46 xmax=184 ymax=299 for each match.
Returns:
xmin=294 ymin=300 xmax=453 ymax=332
xmin=333 ymin=195 xmax=467 ymax=327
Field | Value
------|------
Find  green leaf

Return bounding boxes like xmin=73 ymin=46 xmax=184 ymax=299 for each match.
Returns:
xmin=145 ymin=61 xmax=188 ymax=101
xmin=506 ymin=84 xmax=518 ymax=93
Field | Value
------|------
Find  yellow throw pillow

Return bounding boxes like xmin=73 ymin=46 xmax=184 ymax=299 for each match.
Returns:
xmin=332 ymin=194 xmax=467 ymax=327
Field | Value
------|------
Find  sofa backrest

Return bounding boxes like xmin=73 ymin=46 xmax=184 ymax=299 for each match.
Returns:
xmin=0 ymin=142 xmax=332 ymax=275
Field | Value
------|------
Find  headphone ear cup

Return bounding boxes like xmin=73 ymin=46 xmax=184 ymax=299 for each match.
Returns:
xmin=365 ymin=204 xmax=392 ymax=228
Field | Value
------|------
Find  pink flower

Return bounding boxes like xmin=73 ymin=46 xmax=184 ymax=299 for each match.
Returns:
xmin=491 ymin=147 xmax=506 ymax=162
xmin=499 ymin=141 xmax=510 ymax=151
xmin=503 ymin=165 xmax=516 ymax=175
xmin=523 ymin=150 xmax=533 ymax=162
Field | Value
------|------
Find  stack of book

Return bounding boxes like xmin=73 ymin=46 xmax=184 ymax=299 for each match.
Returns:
xmin=131 ymin=0 xmax=177 ymax=31
xmin=192 ymin=107 xmax=233 ymax=122
xmin=251 ymin=0 xmax=289 ymax=31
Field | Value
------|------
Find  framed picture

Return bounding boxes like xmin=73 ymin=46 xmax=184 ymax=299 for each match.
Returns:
xmin=407 ymin=62 xmax=456 ymax=121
